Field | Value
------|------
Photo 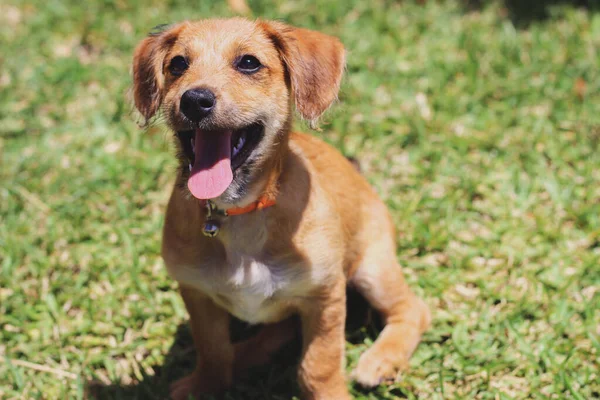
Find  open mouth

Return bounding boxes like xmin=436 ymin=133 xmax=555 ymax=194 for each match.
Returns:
xmin=176 ymin=122 xmax=264 ymax=199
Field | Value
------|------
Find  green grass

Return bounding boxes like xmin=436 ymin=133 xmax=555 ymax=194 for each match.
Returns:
xmin=1 ymin=0 xmax=599 ymax=399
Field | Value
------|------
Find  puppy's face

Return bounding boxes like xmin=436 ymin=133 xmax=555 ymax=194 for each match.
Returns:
xmin=132 ymin=18 xmax=345 ymax=203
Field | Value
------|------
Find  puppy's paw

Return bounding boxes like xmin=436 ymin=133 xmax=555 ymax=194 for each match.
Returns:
xmin=351 ymin=347 xmax=408 ymax=388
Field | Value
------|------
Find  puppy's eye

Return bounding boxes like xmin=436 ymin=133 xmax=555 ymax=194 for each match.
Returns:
xmin=236 ymin=55 xmax=261 ymax=74
xmin=169 ymin=56 xmax=189 ymax=76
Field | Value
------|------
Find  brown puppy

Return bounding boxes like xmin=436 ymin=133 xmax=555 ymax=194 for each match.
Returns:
xmin=132 ymin=18 xmax=430 ymax=400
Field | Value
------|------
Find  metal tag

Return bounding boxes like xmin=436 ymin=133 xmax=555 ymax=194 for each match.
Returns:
xmin=203 ymin=220 xmax=220 ymax=237
xmin=203 ymin=201 xmax=224 ymax=237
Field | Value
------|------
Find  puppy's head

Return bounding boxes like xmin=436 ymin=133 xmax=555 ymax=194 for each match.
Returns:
xmin=132 ymin=18 xmax=345 ymax=203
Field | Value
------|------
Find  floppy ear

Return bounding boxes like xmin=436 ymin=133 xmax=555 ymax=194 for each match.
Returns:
xmin=260 ymin=21 xmax=346 ymax=123
xmin=132 ymin=25 xmax=179 ymax=123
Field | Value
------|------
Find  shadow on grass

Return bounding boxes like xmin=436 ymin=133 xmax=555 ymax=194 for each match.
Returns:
xmin=87 ymin=289 xmax=378 ymax=400
xmin=464 ymin=0 xmax=599 ymax=26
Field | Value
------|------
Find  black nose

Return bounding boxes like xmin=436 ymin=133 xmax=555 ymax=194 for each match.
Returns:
xmin=180 ymin=88 xmax=216 ymax=122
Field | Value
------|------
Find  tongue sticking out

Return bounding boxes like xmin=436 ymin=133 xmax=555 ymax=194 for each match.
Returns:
xmin=187 ymin=129 xmax=233 ymax=199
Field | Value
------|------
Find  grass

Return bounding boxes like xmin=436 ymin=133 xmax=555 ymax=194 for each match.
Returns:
xmin=1 ymin=0 xmax=599 ymax=398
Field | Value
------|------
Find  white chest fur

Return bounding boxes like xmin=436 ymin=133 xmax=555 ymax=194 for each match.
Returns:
xmin=163 ymin=198 xmax=338 ymax=324
xmin=167 ymin=251 xmax=308 ymax=324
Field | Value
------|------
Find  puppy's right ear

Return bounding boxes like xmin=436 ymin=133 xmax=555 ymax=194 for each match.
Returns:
xmin=132 ymin=25 xmax=179 ymax=123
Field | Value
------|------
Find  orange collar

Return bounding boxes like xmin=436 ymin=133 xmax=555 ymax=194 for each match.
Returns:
xmin=205 ymin=194 xmax=276 ymax=217
xmin=225 ymin=194 xmax=276 ymax=216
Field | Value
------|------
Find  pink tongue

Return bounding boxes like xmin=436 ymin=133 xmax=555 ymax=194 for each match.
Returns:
xmin=187 ymin=129 xmax=233 ymax=199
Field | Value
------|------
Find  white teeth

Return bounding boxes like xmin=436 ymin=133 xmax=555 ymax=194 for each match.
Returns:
xmin=189 ymin=163 xmax=192 ymax=171
xmin=236 ymin=136 xmax=245 ymax=150
xmin=233 ymin=135 xmax=246 ymax=157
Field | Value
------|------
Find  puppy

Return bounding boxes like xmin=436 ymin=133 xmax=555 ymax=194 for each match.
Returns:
xmin=132 ymin=18 xmax=430 ymax=400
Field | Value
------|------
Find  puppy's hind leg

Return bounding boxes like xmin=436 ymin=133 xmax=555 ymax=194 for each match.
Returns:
xmin=350 ymin=236 xmax=431 ymax=387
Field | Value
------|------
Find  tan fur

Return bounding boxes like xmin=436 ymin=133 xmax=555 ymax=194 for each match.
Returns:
xmin=132 ymin=18 xmax=430 ymax=400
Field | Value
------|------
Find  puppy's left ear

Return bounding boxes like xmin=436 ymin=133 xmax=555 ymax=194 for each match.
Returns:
xmin=260 ymin=21 xmax=346 ymax=124
xmin=132 ymin=25 xmax=180 ymax=124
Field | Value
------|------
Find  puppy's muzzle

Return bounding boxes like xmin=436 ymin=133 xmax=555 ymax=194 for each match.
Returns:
xmin=180 ymin=88 xmax=216 ymax=122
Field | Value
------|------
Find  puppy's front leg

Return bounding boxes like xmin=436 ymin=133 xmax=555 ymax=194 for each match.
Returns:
xmin=170 ymin=284 xmax=233 ymax=400
xmin=298 ymin=280 xmax=351 ymax=400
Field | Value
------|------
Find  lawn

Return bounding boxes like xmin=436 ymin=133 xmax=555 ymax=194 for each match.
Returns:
xmin=1 ymin=0 xmax=599 ymax=399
